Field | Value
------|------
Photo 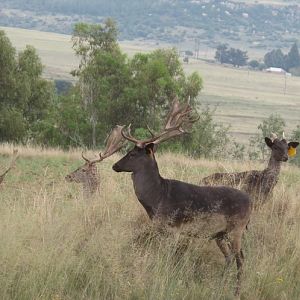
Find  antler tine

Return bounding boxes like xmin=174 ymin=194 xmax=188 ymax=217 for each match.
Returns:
xmin=82 ymin=151 xmax=91 ymax=163
xmin=121 ymin=124 xmax=160 ymax=147
xmin=121 ymin=97 xmax=198 ymax=147
xmin=282 ymin=131 xmax=286 ymax=139
xmin=146 ymin=125 xmax=155 ymax=138
xmin=271 ymin=132 xmax=278 ymax=141
xmin=93 ymin=125 xmax=127 ymax=162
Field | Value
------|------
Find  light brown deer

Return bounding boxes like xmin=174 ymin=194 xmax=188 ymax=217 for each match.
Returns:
xmin=201 ymin=133 xmax=299 ymax=205
xmin=65 ymin=125 xmax=126 ymax=196
xmin=112 ymin=98 xmax=251 ymax=298
xmin=0 ymin=149 xmax=18 ymax=185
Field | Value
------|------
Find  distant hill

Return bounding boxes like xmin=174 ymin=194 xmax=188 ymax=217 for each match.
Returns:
xmin=1 ymin=0 xmax=300 ymax=53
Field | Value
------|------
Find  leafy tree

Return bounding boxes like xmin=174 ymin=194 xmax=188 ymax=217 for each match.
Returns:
xmin=0 ymin=31 xmax=55 ymax=144
xmin=70 ymin=20 xmax=203 ymax=148
xmin=248 ymin=114 xmax=285 ymax=160
xmin=182 ymin=107 xmax=230 ymax=158
xmin=215 ymin=44 xmax=248 ymax=67
xmin=264 ymin=49 xmax=286 ymax=70
xmin=286 ymin=42 xmax=300 ymax=70
xmin=215 ymin=44 xmax=229 ymax=64
xmin=0 ymin=30 xmax=17 ymax=107
xmin=248 ymin=60 xmax=260 ymax=69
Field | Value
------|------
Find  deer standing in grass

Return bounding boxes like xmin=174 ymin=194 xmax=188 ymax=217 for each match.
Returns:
xmin=112 ymin=99 xmax=252 ymax=298
xmin=201 ymin=133 xmax=299 ymax=204
xmin=65 ymin=126 xmax=125 ymax=197
xmin=0 ymin=149 xmax=18 ymax=185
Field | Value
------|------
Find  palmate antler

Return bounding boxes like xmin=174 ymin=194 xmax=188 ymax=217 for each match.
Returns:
xmin=121 ymin=97 xmax=199 ymax=147
xmin=82 ymin=125 xmax=126 ymax=164
xmin=0 ymin=149 xmax=18 ymax=184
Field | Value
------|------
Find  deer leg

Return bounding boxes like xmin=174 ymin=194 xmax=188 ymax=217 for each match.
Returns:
xmin=230 ymin=229 xmax=244 ymax=298
xmin=211 ymin=230 xmax=233 ymax=266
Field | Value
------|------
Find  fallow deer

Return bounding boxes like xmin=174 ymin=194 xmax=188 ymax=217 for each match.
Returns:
xmin=65 ymin=125 xmax=126 ymax=197
xmin=0 ymin=149 xmax=18 ymax=185
xmin=201 ymin=133 xmax=299 ymax=204
xmin=112 ymin=99 xmax=251 ymax=297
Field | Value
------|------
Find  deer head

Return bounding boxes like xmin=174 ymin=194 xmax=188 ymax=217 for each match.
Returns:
xmin=0 ymin=149 xmax=18 ymax=185
xmin=265 ymin=132 xmax=299 ymax=162
xmin=113 ymin=98 xmax=198 ymax=173
xmin=65 ymin=125 xmax=126 ymax=193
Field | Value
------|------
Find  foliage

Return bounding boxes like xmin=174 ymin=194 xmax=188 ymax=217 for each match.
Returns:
xmin=182 ymin=107 xmax=230 ymax=159
xmin=248 ymin=60 xmax=260 ymax=69
xmin=248 ymin=114 xmax=286 ymax=160
xmin=0 ymin=30 xmax=55 ymax=144
xmin=2 ymin=0 xmax=300 ymax=54
xmin=264 ymin=49 xmax=286 ymax=70
xmin=215 ymin=44 xmax=248 ymax=67
xmin=69 ymin=21 xmax=202 ymax=148
xmin=263 ymin=43 xmax=300 ymax=71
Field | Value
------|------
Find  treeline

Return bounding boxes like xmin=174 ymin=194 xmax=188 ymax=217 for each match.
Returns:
xmin=214 ymin=42 xmax=300 ymax=75
xmin=1 ymin=20 xmax=299 ymax=164
xmin=2 ymin=0 xmax=300 ymax=48
xmin=0 ymin=20 xmax=230 ymax=158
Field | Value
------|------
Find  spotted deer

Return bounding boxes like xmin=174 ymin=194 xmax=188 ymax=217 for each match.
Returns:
xmin=201 ymin=133 xmax=299 ymax=204
xmin=65 ymin=125 xmax=126 ymax=196
xmin=0 ymin=149 xmax=18 ymax=185
xmin=112 ymin=99 xmax=251 ymax=297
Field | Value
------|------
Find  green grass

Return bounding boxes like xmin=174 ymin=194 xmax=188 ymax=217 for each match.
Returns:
xmin=1 ymin=145 xmax=300 ymax=299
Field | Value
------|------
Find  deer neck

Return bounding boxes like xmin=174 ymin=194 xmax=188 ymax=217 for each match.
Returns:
xmin=265 ymin=155 xmax=281 ymax=177
xmin=82 ymin=172 xmax=99 ymax=195
xmin=131 ymin=160 xmax=165 ymax=210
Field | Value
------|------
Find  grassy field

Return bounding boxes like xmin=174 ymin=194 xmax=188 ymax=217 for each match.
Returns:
xmin=2 ymin=26 xmax=300 ymax=143
xmin=1 ymin=145 xmax=300 ymax=299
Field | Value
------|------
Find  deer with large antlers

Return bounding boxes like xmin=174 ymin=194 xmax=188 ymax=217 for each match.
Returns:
xmin=65 ymin=125 xmax=126 ymax=197
xmin=112 ymin=98 xmax=251 ymax=298
xmin=0 ymin=149 xmax=18 ymax=185
xmin=201 ymin=133 xmax=299 ymax=205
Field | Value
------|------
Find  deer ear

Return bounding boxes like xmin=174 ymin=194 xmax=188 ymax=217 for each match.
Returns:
xmin=265 ymin=137 xmax=273 ymax=148
xmin=288 ymin=142 xmax=299 ymax=149
xmin=145 ymin=143 xmax=157 ymax=156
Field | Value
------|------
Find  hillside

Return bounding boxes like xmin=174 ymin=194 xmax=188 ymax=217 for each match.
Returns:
xmin=1 ymin=144 xmax=300 ymax=299
xmin=2 ymin=26 xmax=300 ymax=143
xmin=1 ymin=0 xmax=300 ymax=55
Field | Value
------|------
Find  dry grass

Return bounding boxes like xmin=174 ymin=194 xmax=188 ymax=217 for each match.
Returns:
xmin=1 ymin=145 xmax=300 ymax=299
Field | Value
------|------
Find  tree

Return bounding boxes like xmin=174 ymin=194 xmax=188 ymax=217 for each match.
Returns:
xmin=0 ymin=30 xmax=17 ymax=107
xmin=248 ymin=114 xmax=285 ymax=160
xmin=70 ymin=20 xmax=203 ymax=148
xmin=264 ymin=49 xmax=286 ymax=69
xmin=215 ymin=44 xmax=229 ymax=64
xmin=286 ymin=42 xmax=300 ymax=70
xmin=215 ymin=44 xmax=248 ymax=67
xmin=0 ymin=31 xmax=55 ymax=144
xmin=248 ymin=60 xmax=260 ymax=69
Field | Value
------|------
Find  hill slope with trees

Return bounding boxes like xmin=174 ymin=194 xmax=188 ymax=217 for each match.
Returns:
xmin=1 ymin=0 xmax=300 ymax=52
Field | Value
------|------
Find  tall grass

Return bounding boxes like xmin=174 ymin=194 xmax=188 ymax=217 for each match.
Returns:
xmin=1 ymin=145 xmax=300 ymax=299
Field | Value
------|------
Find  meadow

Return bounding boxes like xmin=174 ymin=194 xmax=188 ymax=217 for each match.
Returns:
xmin=2 ymin=26 xmax=300 ymax=144
xmin=1 ymin=144 xmax=300 ymax=300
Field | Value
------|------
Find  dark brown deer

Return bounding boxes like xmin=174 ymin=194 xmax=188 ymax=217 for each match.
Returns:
xmin=112 ymin=99 xmax=251 ymax=298
xmin=0 ymin=149 xmax=18 ymax=185
xmin=65 ymin=125 xmax=126 ymax=196
xmin=201 ymin=133 xmax=299 ymax=204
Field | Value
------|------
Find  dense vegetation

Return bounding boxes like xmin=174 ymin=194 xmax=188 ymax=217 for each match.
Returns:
xmin=1 ymin=21 xmax=229 ymax=158
xmin=1 ymin=0 xmax=300 ymax=50
xmin=1 ymin=146 xmax=300 ymax=299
